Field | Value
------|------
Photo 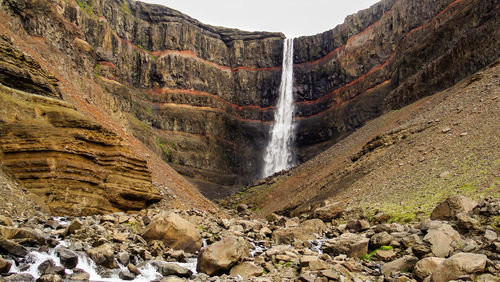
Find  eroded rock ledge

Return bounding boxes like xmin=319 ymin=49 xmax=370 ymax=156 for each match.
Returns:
xmin=0 ymin=36 xmax=161 ymax=215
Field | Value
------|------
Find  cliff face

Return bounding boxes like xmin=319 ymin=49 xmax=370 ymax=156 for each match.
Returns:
xmin=1 ymin=0 xmax=498 ymax=198
xmin=2 ymin=0 xmax=286 ymax=196
xmin=0 ymin=36 xmax=161 ymax=215
xmin=293 ymin=0 xmax=499 ymax=161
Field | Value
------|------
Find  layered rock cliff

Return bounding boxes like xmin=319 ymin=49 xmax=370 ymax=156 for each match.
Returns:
xmin=292 ymin=0 xmax=500 ymax=161
xmin=1 ymin=0 xmax=498 ymax=199
xmin=0 ymin=36 xmax=162 ymax=215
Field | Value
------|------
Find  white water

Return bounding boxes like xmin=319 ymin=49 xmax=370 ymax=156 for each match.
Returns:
xmin=5 ymin=239 xmax=197 ymax=281
xmin=262 ymin=38 xmax=296 ymax=178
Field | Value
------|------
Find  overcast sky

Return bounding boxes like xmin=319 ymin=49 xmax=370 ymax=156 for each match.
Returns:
xmin=140 ymin=0 xmax=381 ymax=38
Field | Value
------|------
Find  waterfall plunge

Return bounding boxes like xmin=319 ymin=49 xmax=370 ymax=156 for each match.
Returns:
xmin=262 ymin=38 xmax=295 ymax=178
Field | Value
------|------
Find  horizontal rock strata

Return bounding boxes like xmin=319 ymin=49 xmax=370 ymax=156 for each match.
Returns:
xmin=1 ymin=0 xmax=498 ymax=195
xmin=0 ymin=36 xmax=161 ymax=215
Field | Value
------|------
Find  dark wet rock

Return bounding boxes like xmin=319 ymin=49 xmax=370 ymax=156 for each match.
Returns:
xmin=57 ymin=248 xmax=78 ymax=269
xmin=127 ymin=263 xmax=141 ymax=276
xmin=0 ymin=256 xmax=12 ymax=273
xmin=0 ymin=238 xmax=28 ymax=257
xmin=38 ymin=259 xmax=64 ymax=276
xmin=86 ymin=243 xmax=118 ymax=269
xmin=118 ymin=270 xmax=135 ymax=280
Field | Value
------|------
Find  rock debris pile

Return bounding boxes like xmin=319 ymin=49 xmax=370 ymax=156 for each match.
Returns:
xmin=0 ymin=196 xmax=498 ymax=281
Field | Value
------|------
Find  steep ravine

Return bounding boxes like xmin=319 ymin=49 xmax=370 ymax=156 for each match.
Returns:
xmin=1 ymin=0 xmax=499 ymax=200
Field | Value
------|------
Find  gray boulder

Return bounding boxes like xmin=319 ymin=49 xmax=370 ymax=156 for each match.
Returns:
xmin=197 ymin=236 xmax=250 ymax=275
xmin=430 ymin=195 xmax=477 ymax=220
xmin=430 ymin=252 xmax=487 ymax=281
xmin=423 ymin=222 xmax=462 ymax=257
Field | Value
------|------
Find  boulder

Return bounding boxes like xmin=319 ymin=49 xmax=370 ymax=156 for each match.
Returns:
xmin=413 ymin=257 xmax=445 ymax=281
xmin=484 ymin=229 xmax=497 ymax=241
xmin=229 ymin=262 xmax=264 ymax=278
xmin=309 ymin=260 xmax=330 ymax=271
xmin=160 ymin=263 xmax=193 ymax=278
xmin=67 ymin=268 xmax=90 ymax=281
xmin=370 ymin=231 xmax=393 ymax=248
xmin=117 ymin=251 xmax=130 ymax=265
xmin=299 ymin=255 xmax=320 ymax=266
xmin=0 ymin=257 xmax=12 ymax=273
xmin=430 ymin=196 xmax=477 ymax=220
xmin=401 ymin=234 xmax=423 ymax=248
xmin=373 ymin=249 xmax=397 ymax=262
xmin=57 ymin=248 xmax=78 ymax=269
xmin=128 ymin=263 xmax=141 ymax=276
xmin=272 ymin=219 xmax=326 ymax=244
xmin=141 ymin=212 xmax=202 ymax=253
xmin=236 ymin=204 xmax=248 ymax=214
xmin=86 ymin=243 xmax=118 ymax=269
xmin=197 ymin=236 xmax=250 ymax=275
xmin=118 ymin=270 xmax=135 ymax=280
xmin=381 ymin=255 xmax=418 ymax=276
xmin=346 ymin=219 xmax=370 ymax=232
xmin=456 ymin=212 xmax=479 ymax=231
xmin=423 ymin=223 xmax=462 ymax=257
xmin=430 ymin=253 xmax=487 ymax=282
xmin=312 ymin=201 xmax=344 ymax=221
xmin=38 ymin=259 xmax=64 ymax=276
xmin=0 ymin=238 xmax=28 ymax=257
xmin=0 ymin=226 xmax=46 ymax=245
xmin=64 ymin=219 xmax=83 ymax=236
xmin=36 ymin=274 xmax=63 ymax=282
xmin=323 ymin=233 xmax=369 ymax=258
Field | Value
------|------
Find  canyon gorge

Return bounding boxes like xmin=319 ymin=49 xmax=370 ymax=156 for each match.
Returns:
xmin=0 ymin=0 xmax=498 ymax=203
xmin=0 ymin=0 xmax=499 ymax=281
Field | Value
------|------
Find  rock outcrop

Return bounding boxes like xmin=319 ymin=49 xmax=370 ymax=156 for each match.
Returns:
xmin=0 ymin=36 xmax=161 ymax=215
xmin=292 ymin=0 xmax=499 ymax=161
xmin=2 ymin=0 xmax=497 ymax=196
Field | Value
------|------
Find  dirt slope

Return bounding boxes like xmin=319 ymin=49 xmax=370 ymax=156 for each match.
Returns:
xmin=231 ymin=59 xmax=500 ymax=221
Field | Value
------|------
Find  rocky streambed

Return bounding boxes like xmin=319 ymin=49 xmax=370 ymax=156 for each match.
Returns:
xmin=0 ymin=196 xmax=498 ymax=281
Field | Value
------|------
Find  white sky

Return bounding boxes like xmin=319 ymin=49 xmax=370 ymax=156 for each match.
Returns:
xmin=140 ymin=0 xmax=381 ymax=38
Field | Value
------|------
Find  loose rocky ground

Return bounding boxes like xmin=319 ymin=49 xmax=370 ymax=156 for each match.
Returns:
xmin=0 ymin=195 xmax=498 ymax=281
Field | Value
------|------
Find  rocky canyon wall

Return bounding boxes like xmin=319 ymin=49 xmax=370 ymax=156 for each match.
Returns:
xmin=292 ymin=0 xmax=499 ymax=161
xmin=1 ymin=0 xmax=498 ymax=198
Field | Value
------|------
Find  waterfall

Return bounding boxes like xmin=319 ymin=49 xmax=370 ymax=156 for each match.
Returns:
xmin=262 ymin=38 xmax=295 ymax=178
